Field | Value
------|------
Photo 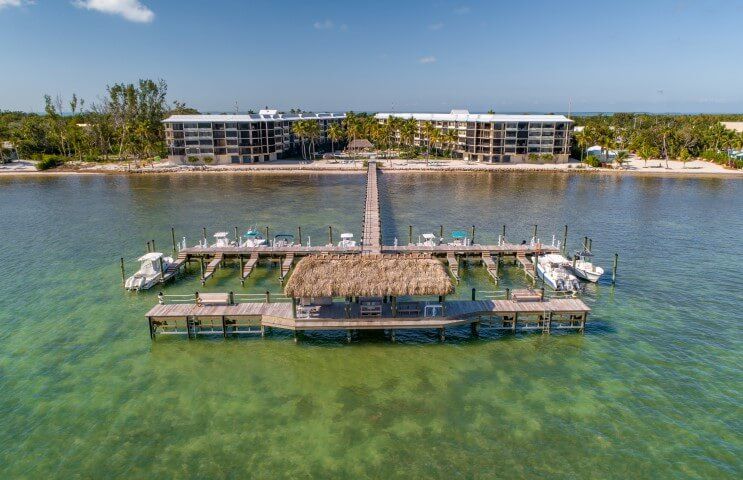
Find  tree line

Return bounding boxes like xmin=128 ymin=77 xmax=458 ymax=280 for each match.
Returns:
xmin=573 ymin=113 xmax=743 ymax=168
xmin=0 ymin=79 xmax=197 ymax=166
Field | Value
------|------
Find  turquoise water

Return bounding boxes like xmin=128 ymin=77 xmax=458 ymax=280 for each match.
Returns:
xmin=0 ymin=172 xmax=741 ymax=478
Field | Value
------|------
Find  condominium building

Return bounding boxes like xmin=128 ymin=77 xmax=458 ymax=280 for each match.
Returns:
xmin=162 ymin=109 xmax=345 ymax=164
xmin=375 ymin=110 xmax=573 ymax=163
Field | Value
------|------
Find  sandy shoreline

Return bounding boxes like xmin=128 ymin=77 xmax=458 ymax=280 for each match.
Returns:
xmin=2 ymin=157 xmax=742 ymax=179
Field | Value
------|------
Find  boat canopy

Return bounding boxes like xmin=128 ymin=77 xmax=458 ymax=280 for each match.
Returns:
xmin=138 ymin=252 xmax=164 ymax=262
xmin=451 ymin=230 xmax=467 ymax=239
xmin=340 ymin=233 xmax=354 ymax=239
xmin=422 ymin=233 xmax=436 ymax=240
xmin=244 ymin=229 xmax=262 ymax=237
xmin=274 ymin=234 xmax=294 ymax=240
xmin=213 ymin=231 xmax=229 ymax=238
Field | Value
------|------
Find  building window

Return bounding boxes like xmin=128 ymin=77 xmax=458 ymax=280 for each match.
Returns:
xmin=231 ymin=156 xmax=240 ymax=164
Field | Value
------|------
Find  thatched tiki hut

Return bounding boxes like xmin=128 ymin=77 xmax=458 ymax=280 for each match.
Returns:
xmin=284 ymin=254 xmax=454 ymax=317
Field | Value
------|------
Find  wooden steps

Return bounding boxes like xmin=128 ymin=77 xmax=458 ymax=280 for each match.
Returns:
xmin=482 ymin=252 xmax=499 ymax=282
xmin=516 ymin=253 xmax=535 ymax=279
xmin=164 ymin=251 xmax=188 ymax=275
xmin=201 ymin=252 xmax=223 ymax=284
xmin=446 ymin=252 xmax=459 ymax=282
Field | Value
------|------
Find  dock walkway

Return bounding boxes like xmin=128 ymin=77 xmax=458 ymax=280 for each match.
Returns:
xmin=361 ymin=162 xmax=381 ymax=254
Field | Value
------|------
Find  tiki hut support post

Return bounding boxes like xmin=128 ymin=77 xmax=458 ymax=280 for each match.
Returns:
xmin=439 ymin=328 xmax=445 ymax=342
xmin=512 ymin=313 xmax=518 ymax=333
xmin=502 ymin=224 xmax=506 ymax=240
xmin=346 ymin=330 xmax=352 ymax=343
xmin=391 ymin=296 xmax=397 ymax=317
xmin=293 ymin=330 xmax=298 ymax=343
xmin=470 ymin=320 xmax=479 ymax=337
xmin=390 ymin=329 xmax=396 ymax=342
xmin=291 ymin=297 xmax=297 ymax=318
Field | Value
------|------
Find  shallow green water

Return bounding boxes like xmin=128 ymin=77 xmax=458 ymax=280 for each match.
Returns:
xmin=0 ymin=172 xmax=741 ymax=479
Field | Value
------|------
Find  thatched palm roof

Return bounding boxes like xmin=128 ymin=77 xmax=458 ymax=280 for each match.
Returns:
xmin=284 ymin=254 xmax=454 ymax=298
xmin=346 ymin=138 xmax=374 ymax=150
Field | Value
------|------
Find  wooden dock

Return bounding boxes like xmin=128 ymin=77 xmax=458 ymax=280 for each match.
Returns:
xmin=240 ymin=252 xmax=259 ymax=285
xmin=361 ymin=162 xmax=381 ymax=254
xmin=146 ymin=296 xmax=590 ymax=340
xmin=280 ymin=253 xmax=294 ymax=281
xmin=516 ymin=252 xmax=536 ymax=279
xmin=201 ymin=253 xmax=223 ymax=284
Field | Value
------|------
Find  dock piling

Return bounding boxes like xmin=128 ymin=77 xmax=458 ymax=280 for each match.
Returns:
xmin=265 ymin=290 xmax=271 ymax=303
xmin=171 ymin=227 xmax=177 ymax=252
xmin=562 ymin=225 xmax=568 ymax=253
xmin=612 ymin=253 xmax=618 ymax=284
xmin=408 ymin=225 xmax=413 ymax=245
xmin=502 ymin=224 xmax=506 ymax=240
xmin=265 ymin=226 xmax=269 ymax=244
xmin=439 ymin=225 xmax=444 ymax=238
xmin=588 ymin=238 xmax=593 ymax=252
xmin=202 ymin=227 xmax=207 ymax=245
xmin=533 ymin=225 xmax=538 ymax=240
xmin=297 ymin=226 xmax=302 ymax=246
xmin=471 ymin=225 xmax=476 ymax=244
xmin=234 ymin=226 xmax=239 ymax=243
xmin=158 ymin=256 xmax=165 ymax=282
xmin=146 ymin=241 xmax=151 ymax=253
xmin=471 ymin=288 xmax=476 ymax=301
xmin=120 ymin=257 xmax=126 ymax=286
xmin=151 ymin=239 xmax=156 ymax=252
xmin=328 ymin=225 xmax=333 ymax=245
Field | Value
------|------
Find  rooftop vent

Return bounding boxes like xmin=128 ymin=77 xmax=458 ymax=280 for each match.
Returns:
xmin=259 ymin=109 xmax=278 ymax=115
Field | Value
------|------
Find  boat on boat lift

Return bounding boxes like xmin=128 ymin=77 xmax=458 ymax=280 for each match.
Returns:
xmin=125 ymin=252 xmax=174 ymax=291
xmin=241 ymin=228 xmax=267 ymax=247
xmin=273 ymin=234 xmax=295 ymax=248
xmin=448 ymin=230 xmax=470 ymax=247
xmin=417 ymin=233 xmax=438 ymax=247
xmin=338 ymin=232 xmax=356 ymax=248
xmin=210 ymin=231 xmax=235 ymax=248
xmin=534 ymin=253 xmax=582 ymax=292
xmin=570 ymin=250 xmax=604 ymax=283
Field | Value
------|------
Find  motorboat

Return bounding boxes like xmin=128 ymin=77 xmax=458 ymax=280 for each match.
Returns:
xmin=210 ymin=231 xmax=235 ymax=248
xmin=448 ymin=230 xmax=470 ymax=247
xmin=534 ymin=253 xmax=582 ymax=292
xmin=338 ymin=233 xmax=356 ymax=248
xmin=241 ymin=228 xmax=267 ymax=247
xmin=417 ymin=233 xmax=438 ymax=247
xmin=273 ymin=234 xmax=295 ymax=248
xmin=125 ymin=252 xmax=174 ymax=291
xmin=570 ymin=250 xmax=604 ymax=283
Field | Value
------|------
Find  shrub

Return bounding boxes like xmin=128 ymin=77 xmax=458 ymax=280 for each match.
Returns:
xmin=584 ymin=156 xmax=602 ymax=168
xmin=36 ymin=155 xmax=65 ymax=170
xmin=187 ymin=156 xmax=200 ymax=164
xmin=202 ymin=156 xmax=214 ymax=165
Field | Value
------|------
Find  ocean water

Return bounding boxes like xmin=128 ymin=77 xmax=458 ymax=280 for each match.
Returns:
xmin=0 ymin=172 xmax=740 ymax=479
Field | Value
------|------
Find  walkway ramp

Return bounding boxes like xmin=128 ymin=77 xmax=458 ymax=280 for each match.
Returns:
xmin=202 ymin=252 xmax=223 ymax=284
xmin=165 ymin=251 xmax=188 ymax=275
xmin=516 ymin=253 xmax=535 ymax=279
xmin=446 ymin=252 xmax=459 ymax=282
xmin=361 ymin=162 xmax=381 ymax=254
xmin=281 ymin=253 xmax=294 ymax=281
xmin=241 ymin=253 xmax=260 ymax=281
xmin=482 ymin=252 xmax=499 ymax=282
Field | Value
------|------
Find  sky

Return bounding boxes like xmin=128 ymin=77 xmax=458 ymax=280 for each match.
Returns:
xmin=1 ymin=0 xmax=743 ymax=113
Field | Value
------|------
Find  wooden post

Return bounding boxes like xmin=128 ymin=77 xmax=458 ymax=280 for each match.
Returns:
xmin=228 ymin=291 xmax=234 ymax=305
xmin=540 ymin=287 xmax=545 ymax=299
xmin=390 ymin=329 xmax=396 ymax=342
xmin=234 ymin=226 xmax=239 ymax=243
xmin=439 ymin=225 xmax=444 ymax=238
xmin=297 ymin=226 xmax=302 ymax=246
xmin=581 ymin=312 xmax=588 ymax=334
xmin=265 ymin=290 xmax=271 ymax=303
xmin=512 ymin=312 xmax=518 ymax=333
xmin=588 ymin=238 xmax=593 ymax=252
xmin=146 ymin=241 xmax=151 ymax=253
xmin=502 ymin=224 xmax=506 ymax=239
xmin=151 ymin=239 xmax=156 ymax=252
xmin=202 ymin=227 xmax=207 ymax=245
xmin=471 ymin=288 xmax=476 ymax=301
xmin=612 ymin=253 xmax=618 ymax=284
xmin=239 ymin=255 xmax=244 ymax=286
xmin=171 ymin=227 xmax=177 ymax=252
xmin=328 ymin=225 xmax=333 ymax=245
xmin=583 ymin=236 xmax=588 ymax=251
xmin=439 ymin=328 xmax=445 ymax=342
xmin=470 ymin=321 xmax=479 ymax=336
xmin=265 ymin=226 xmax=269 ymax=243
xmin=532 ymin=224 xmax=538 ymax=240
xmin=292 ymin=297 xmax=297 ymax=318
xmin=471 ymin=225 xmax=475 ymax=244
xmin=199 ymin=257 xmax=205 ymax=283
xmin=391 ymin=296 xmax=397 ymax=317
xmin=547 ymin=311 xmax=553 ymax=334
xmin=408 ymin=225 xmax=413 ymax=245
xmin=221 ymin=316 xmax=227 ymax=338
xmin=120 ymin=257 xmax=126 ymax=286
xmin=562 ymin=224 xmax=568 ymax=253
xmin=158 ymin=256 xmax=165 ymax=282
xmin=506 ymin=288 xmax=510 ymax=300
xmin=147 ymin=317 xmax=154 ymax=339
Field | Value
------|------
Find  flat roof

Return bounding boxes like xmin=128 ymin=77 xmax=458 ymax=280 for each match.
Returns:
xmin=163 ymin=112 xmax=345 ymax=123
xmin=375 ymin=110 xmax=572 ymax=123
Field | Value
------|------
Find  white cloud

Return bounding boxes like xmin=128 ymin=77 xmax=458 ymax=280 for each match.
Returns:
xmin=418 ymin=56 xmax=437 ymax=64
xmin=0 ymin=0 xmax=32 ymax=9
xmin=453 ymin=5 xmax=471 ymax=14
xmin=73 ymin=0 xmax=154 ymax=23
xmin=313 ymin=19 xmax=334 ymax=30
xmin=339 ymin=23 xmax=348 ymax=31
xmin=428 ymin=22 xmax=444 ymax=30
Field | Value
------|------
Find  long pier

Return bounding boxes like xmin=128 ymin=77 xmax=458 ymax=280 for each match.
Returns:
xmin=361 ymin=162 xmax=381 ymax=254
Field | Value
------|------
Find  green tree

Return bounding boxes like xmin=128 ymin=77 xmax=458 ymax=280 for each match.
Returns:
xmin=327 ymin=123 xmax=345 ymax=155
xmin=614 ymin=150 xmax=630 ymax=169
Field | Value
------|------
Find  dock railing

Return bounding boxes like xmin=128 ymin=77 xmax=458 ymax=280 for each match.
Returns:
xmin=158 ymin=291 xmax=291 ymax=305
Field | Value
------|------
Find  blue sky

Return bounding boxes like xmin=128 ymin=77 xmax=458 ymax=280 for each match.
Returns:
xmin=1 ymin=0 xmax=743 ymax=113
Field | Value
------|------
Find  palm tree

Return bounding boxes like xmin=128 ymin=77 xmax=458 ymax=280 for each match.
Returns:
xmin=327 ymin=123 xmax=344 ymax=155
xmin=292 ymin=120 xmax=309 ymax=160
xmin=614 ymin=150 xmax=630 ymax=169
xmin=305 ymin=121 xmax=321 ymax=160
xmin=445 ymin=129 xmax=458 ymax=159
xmin=400 ymin=119 xmax=416 ymax=148
xmin=637 ymin=144 xmax=658 ymax=168
xmin=421 ymin=121 xmax=436 ymax=163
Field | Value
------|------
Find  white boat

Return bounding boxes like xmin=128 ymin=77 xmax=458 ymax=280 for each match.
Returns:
xmin=417 ymin=233 xmax=438 ymax=247
xmin=570 ymin=251 xmax=604 ymax=283
xmin=241 ymin=228 xmax=267 ymax=247
xmin=447 ymin=230 xmax=470 ymax=247
xmin=125 ymin=252 xmax=174 ymax=291
xmin=535 ymin=253 xmax=582 ymax=292
xmin=210 ymin=231 xmax=235 ymax=248
xmin=338 ymin=232 xmax=356 ymax=248
xmin=273 ymin=234 xmax=295 ymax=248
